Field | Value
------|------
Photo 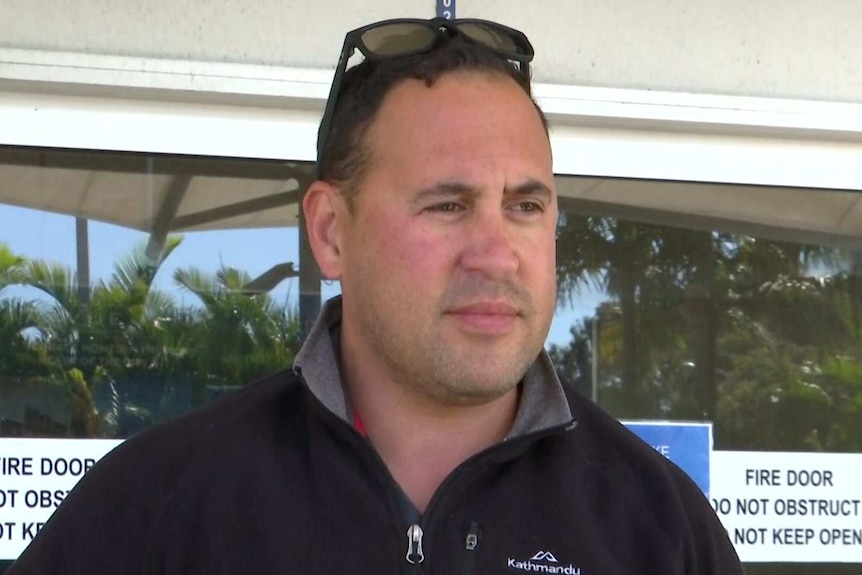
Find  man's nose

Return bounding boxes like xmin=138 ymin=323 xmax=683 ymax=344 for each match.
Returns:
xmin=458 ymin=209 xmax=519 ymax=279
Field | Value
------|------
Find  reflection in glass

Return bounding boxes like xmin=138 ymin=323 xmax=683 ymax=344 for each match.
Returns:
xmin=1 ymin=149 xmax=860 ymax=574
xmin=0 ymin=147 xmax=311 ymax=439
xmin=546 ymin=180 xmax=862 ymax=574
xmin=552 ymin=179 xmax=862 ymax=447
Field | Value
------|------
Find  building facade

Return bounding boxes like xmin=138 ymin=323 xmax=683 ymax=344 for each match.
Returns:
xmin=1 ymin=1 xmax=861 ymax=571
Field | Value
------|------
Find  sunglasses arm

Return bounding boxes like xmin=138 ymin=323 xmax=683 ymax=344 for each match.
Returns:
xmin=316 ymin=39 xmax=354 ymax=179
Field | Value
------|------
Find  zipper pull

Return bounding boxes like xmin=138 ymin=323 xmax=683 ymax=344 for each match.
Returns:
xmin=460 ymin=522 xmax=480 ymax=575
xmin=465 ymin=522 xmax=479 ymax=551
xmin=406 ymin=524 xmax=425 ymax=565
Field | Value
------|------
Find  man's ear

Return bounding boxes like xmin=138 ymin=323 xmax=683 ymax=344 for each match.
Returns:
xmin=302 ymin=180 xmax=347 ymax=280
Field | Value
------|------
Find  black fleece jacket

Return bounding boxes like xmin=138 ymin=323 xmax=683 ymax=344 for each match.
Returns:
xmin=7 ymin=370 xmax=743 ymax=574
xmin=8 ymin=298 xmax=744 ymax=574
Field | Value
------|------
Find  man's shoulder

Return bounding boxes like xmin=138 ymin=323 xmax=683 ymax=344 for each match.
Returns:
xmin=556 ymin=382 xmax=713 ymax=520
xmin=556 ymin=381 xmax=742 ymax=572
xmin=6 ymin=369 xmax=309 ymax=574
xmin=540 ymin=382 xmax=742 ymax=572
xmin=561 ymin=383 xmax=687 ymax=480
xmin=92 ymin=368 xmax=306 ymax=483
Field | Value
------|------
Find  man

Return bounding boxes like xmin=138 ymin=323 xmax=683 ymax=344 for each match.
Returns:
xmin=8 ymin=18 xmax=744 ymax=574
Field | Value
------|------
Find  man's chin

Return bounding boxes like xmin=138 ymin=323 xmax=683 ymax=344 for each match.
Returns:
xmin=431 ymin=377 xmax=521 ymax=408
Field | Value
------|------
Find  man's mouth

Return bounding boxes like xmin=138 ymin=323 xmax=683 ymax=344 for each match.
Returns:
xmin=446 ymin=302 xmax=520 ymax=334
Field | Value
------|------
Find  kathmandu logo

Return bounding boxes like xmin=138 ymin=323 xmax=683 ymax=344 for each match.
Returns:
xmin=507 ymin=550 xmax=582 ymax=574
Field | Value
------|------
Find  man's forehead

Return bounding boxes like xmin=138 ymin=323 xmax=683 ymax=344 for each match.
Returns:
xmin=373 ymin=71 xmax=538 ymax=124
xmin=366 ymin=77 xmax=549 ymax=152
xmin=350 ymin=71 xmax=552 ymax=198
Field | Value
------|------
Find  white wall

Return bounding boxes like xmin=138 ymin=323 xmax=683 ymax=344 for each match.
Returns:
xmin=1 ymin=0 xmax=861 ymax=103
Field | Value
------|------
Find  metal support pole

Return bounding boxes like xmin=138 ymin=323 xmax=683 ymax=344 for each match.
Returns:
xmin=75 ymin=217 xmax=90 ymax=304
xmin=591 ymin=313 xmax=599 ymax=403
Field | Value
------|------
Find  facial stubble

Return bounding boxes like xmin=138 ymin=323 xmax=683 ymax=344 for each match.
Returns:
xmin=356 ymin=277 xmax=548 ymax=408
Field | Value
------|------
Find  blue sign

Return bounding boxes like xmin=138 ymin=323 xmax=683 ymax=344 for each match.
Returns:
xmin=623 ymin=421 xmax=712 ymax=497
xmin=437 ymin=0 xmax=455 ymax=19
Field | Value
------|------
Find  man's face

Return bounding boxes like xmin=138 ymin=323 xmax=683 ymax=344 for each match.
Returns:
xmin=338 ymin=71 xmax=557 ymax=407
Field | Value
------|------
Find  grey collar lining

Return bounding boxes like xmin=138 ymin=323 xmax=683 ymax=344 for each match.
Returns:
xmin=293 ymin=297 xmax=574 ymax=438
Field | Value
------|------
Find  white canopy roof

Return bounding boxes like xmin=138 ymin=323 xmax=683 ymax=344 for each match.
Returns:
xmin=557 ymin=177 xmax=862 ymax=249
xmin=1 ymin=146 xmax=860 ymax=249
xmin=0 ymin=147 xmax=307 ymax=233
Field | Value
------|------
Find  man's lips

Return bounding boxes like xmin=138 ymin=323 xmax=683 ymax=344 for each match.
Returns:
xmin=445 ymin=302 xmax=520 ymax=333
xmin=448 ymin=302 xmax=519 ymax=316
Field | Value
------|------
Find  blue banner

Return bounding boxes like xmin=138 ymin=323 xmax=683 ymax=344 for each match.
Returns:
xmin=437 ymin=0 xmax=455 ymax=19
xmin=623 ymin=421 xmax=712 ymax=497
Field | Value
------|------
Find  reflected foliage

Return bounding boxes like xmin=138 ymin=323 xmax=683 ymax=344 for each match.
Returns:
xmin=0 ymin=239 xmax=300 ymax=439
xmin=553 ymin=214 xmax=862 ymax=454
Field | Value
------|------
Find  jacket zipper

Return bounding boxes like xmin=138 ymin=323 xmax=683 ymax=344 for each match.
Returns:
xmin=459 ymin=521 xmax=480 ymax=575
xmin=298 ymin=370 xmax=576 ymax=574
xmin=405 ymin=523 xmax=425 ymax=572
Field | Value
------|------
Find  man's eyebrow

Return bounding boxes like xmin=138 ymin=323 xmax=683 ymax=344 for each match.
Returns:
xmin=410 ymin=181 xmax=477 ymax=204
xmin=410 ymin=179 xmax=554 ymax=204
xmin=505 ymin=179 xmax=554 ymax=200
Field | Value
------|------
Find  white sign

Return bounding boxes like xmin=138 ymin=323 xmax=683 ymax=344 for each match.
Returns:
xmin=0 ymin=438 xmax=122 ymax=559
xmin=711 ymin=451 xmax=862 ymax=563
xmin=3 ymin=440 xmax=862 ymax=564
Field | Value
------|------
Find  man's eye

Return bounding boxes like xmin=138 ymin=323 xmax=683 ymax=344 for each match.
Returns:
xmin=427 ymin=202 xmax=463 ymax=213
xmin=513 ymin=201 xmax=544 ymax=213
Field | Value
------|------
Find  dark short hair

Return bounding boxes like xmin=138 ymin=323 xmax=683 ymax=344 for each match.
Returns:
xmin=317 ymin=34 xmax=550 ymax=207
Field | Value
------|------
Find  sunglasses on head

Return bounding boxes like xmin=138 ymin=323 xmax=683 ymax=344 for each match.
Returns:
xmin=315 ymin=17 xmax=535 ymax=179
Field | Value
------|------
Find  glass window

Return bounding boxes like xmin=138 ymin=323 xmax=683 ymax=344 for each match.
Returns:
xmin=2 ymin=147 xmax=860 ymax=573
xmin=0 ymin=146 xmax=308 ymax=439
xmin=549 ymin=175 xmax=862 ymax=574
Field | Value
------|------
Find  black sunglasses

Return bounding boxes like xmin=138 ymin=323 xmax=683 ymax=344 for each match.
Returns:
xmin=315 ymin=17 xmax=535 ymax=180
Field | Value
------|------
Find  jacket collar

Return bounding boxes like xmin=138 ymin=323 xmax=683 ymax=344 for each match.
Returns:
xmin=293 ymin=296 xmax=575 ymax=438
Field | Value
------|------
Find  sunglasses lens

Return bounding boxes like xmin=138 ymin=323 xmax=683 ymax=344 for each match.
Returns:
xmin=361 ymin=23 xmax=437 ymax=56
xmin=456 ymin=23 xmax=522 ymax=55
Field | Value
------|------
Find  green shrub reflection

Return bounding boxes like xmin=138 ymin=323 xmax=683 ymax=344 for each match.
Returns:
xmin=0 ymin=238 xmax=299 ymax=438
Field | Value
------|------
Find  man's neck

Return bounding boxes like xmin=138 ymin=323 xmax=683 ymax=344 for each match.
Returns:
xmin=341 ymin=343 xmax=519 ymax=513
